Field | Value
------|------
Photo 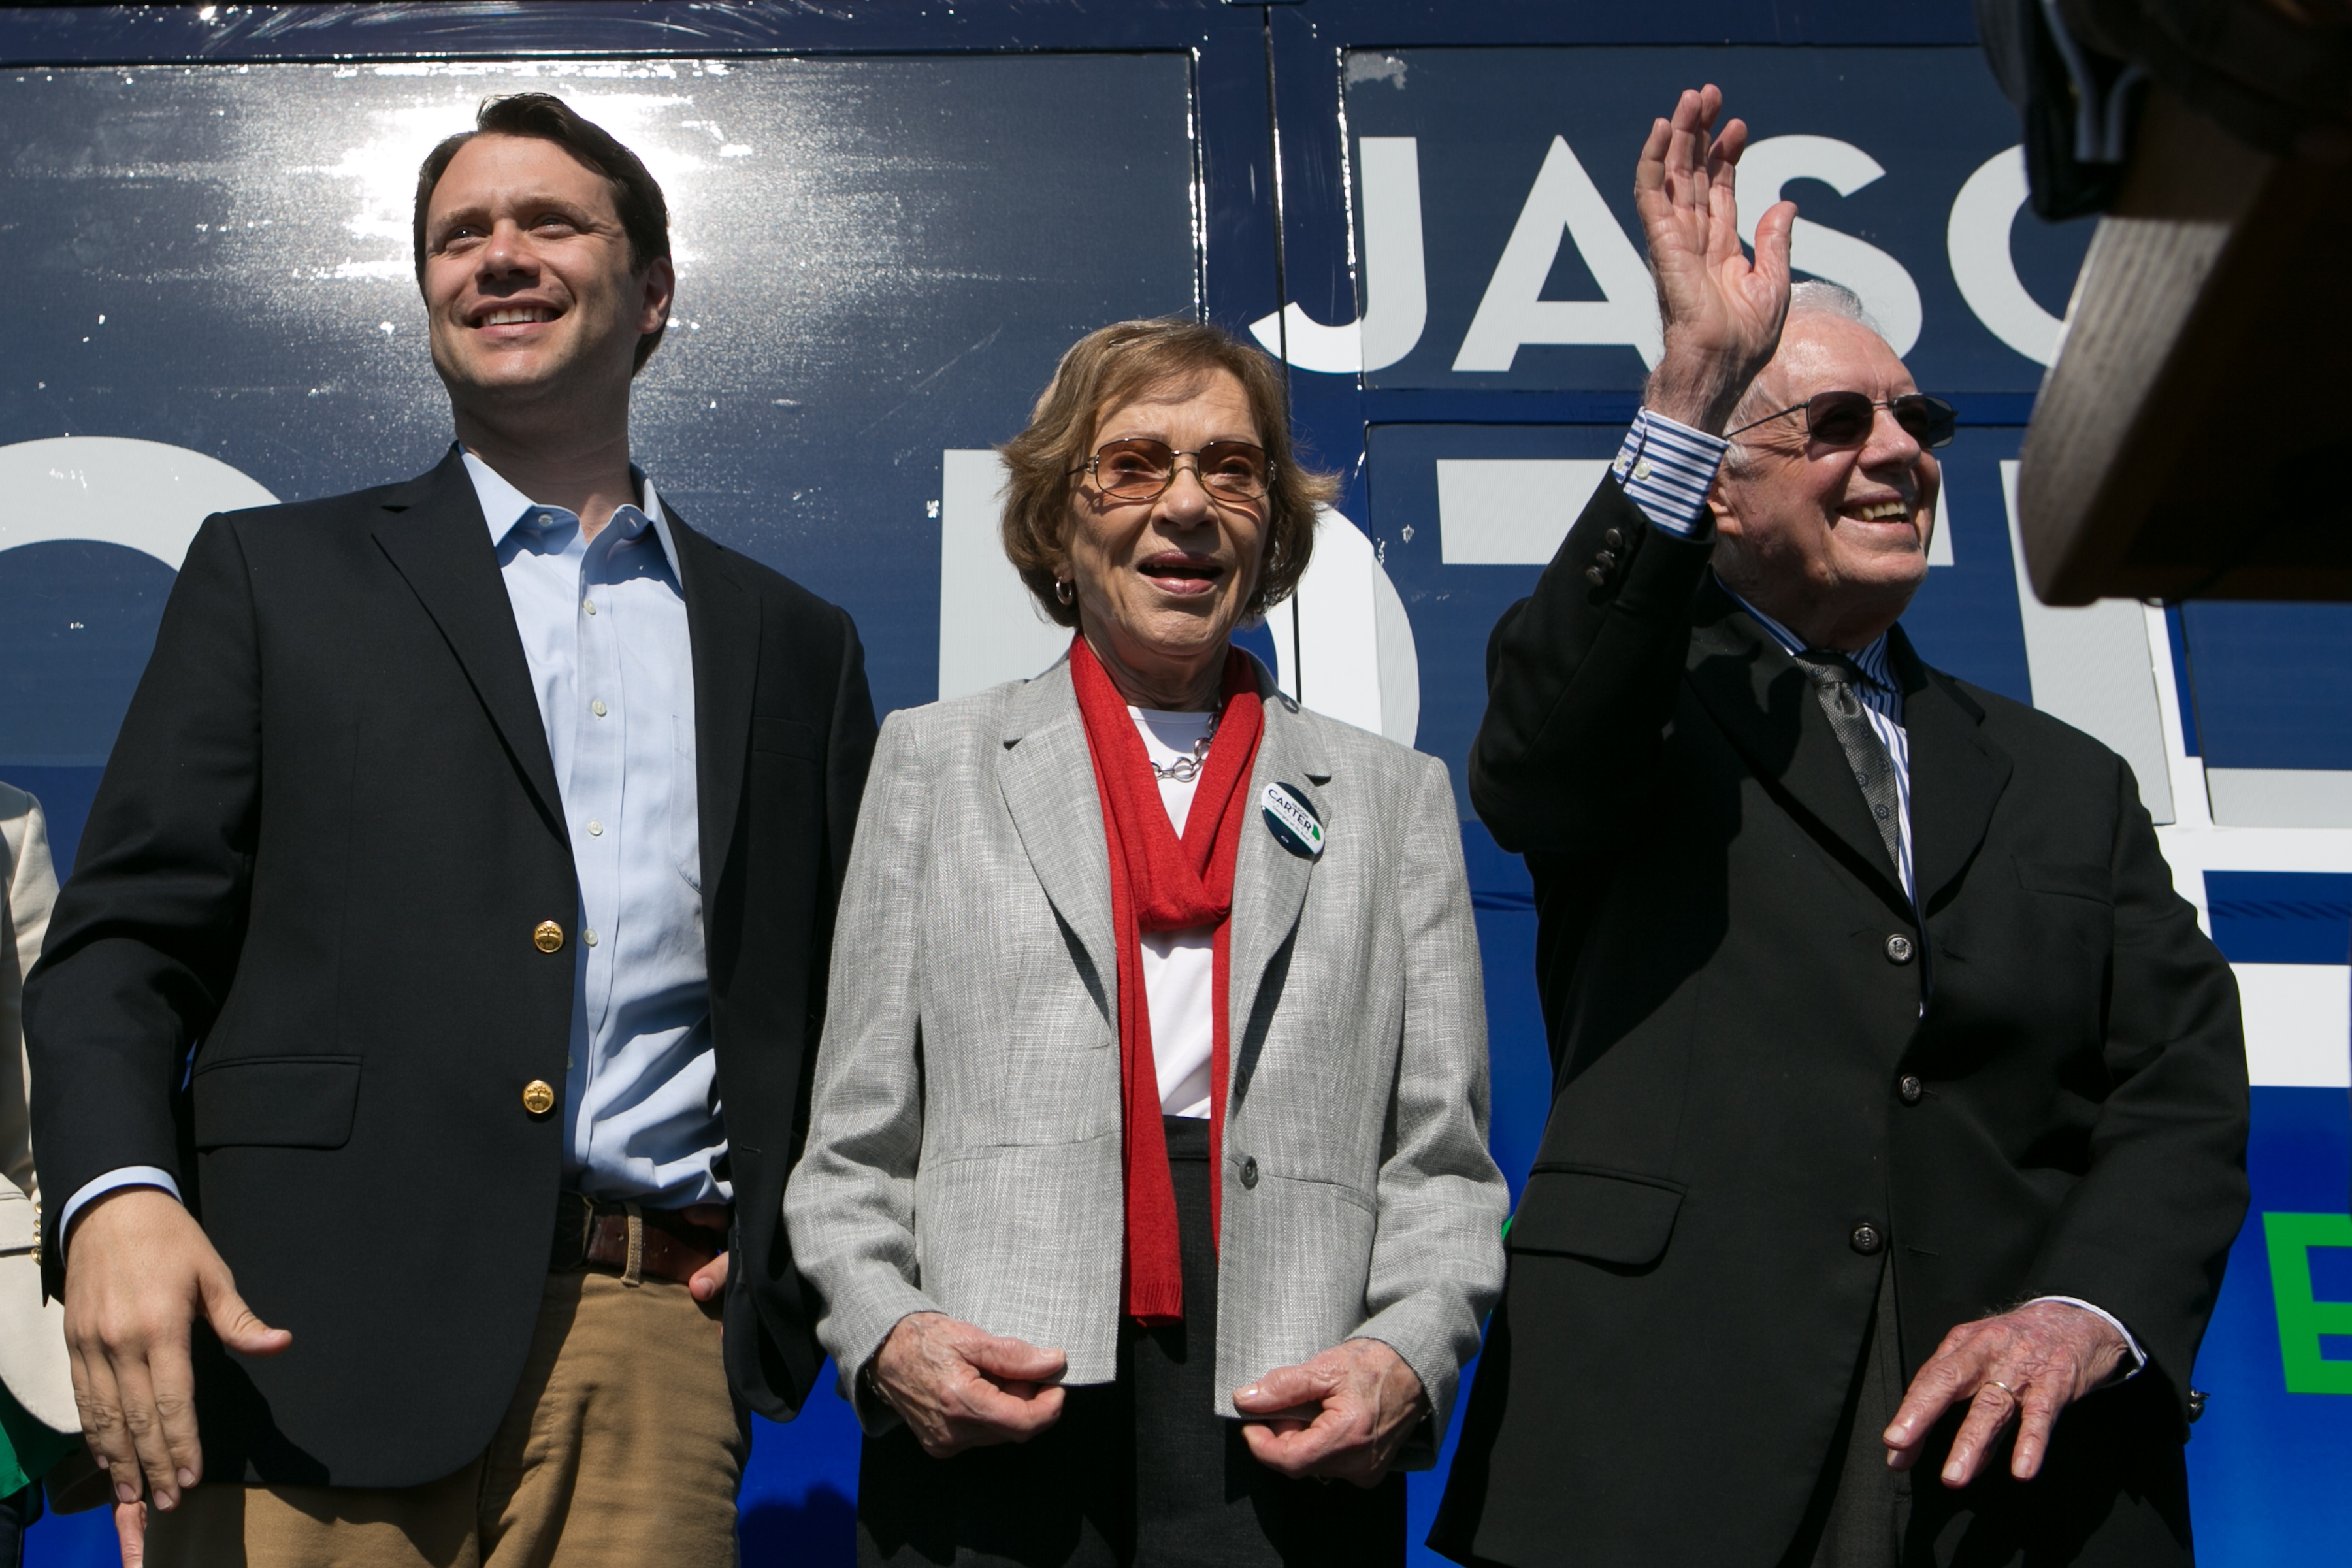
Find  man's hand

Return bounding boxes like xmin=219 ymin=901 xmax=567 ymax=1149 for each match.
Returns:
xmin=867 ymin=1311 xmax=1068 ymax=1458
xmin=1635 ymin=83 xmax=1797 ymax=434
xmin=1883 ymin=1301 xmax=2133 ymax=1488
xmin=681 ymin=1202 xmax=730 ymax=1307
xmin=63 ymin=1188 xmax=290 ymax=1541
xmin=1233 ymin=1337 xmax=1428 ymax=1487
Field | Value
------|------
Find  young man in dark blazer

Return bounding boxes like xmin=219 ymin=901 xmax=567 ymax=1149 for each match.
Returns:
xmin=1430 ymin=87 xmax=2247 ymax=1568
xmin=26 ymin=94 xmax=877 ymax=1564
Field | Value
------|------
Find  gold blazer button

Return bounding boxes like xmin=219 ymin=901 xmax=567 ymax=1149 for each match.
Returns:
xmin=533 ymin=920 xmax=564 ymax=953
xmin=521 ymin=1079 xmax=557 ymax=1116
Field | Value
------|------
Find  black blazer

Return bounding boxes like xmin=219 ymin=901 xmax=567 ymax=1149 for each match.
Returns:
xmin=25 ymin=448 xmax=878 ymax=1488
xmin=1429 ymin=480 xmax=2249 ymax=1567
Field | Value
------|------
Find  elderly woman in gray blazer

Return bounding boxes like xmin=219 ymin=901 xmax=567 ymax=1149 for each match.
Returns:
xmin=785 ymin=316 xmax=1507 ymax=1567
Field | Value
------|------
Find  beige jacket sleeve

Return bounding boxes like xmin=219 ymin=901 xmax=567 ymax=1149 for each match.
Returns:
xmin=0 ymin=781 xmax=76 ymax=1433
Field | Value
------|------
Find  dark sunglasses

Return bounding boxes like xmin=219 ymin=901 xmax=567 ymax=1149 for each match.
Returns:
xmin=1726 ymin=391 xmax=1957 ymax=451
xmin=1070 ymin=438 xmax=1273 ymax=502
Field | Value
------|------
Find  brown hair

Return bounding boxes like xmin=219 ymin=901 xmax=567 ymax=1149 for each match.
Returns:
xmin=412 ymin=93 xmax=672 ymax=372
xmin=998 ymin=316 xmax=1337 ymax=629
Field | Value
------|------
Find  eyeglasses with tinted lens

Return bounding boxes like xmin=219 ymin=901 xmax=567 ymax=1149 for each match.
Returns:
xmin=1726 ymin=392 xmax=1958 ymax=451
xmin=1071 ymin=438 xmax=1273 ymax=502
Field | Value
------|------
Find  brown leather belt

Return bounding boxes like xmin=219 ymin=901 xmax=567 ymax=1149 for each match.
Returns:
xmin=549 ymin=1192 xmax=727 ymax=1286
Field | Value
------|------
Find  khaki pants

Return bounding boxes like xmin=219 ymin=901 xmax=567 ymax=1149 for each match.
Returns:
xmin=150 ymin=1270 xmax=749 ymax=1568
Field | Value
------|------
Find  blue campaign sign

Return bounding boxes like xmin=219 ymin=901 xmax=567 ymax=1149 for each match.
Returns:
xmin=1271 ymin=46 xmax=2091 ymax=397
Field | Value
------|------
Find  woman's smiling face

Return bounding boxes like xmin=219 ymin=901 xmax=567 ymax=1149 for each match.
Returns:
xmin=1062 ymin=368 xmax=1268 ymax=705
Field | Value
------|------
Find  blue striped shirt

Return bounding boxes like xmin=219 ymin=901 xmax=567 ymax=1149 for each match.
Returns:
xmin=1610 ymin=409 xmax=1914 ymax=900
xmin=1732 ymin=598 xmax=1914 ymax=906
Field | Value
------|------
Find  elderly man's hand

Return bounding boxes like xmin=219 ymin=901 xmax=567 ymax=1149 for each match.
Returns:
xmin=1883 ymin=1301 xmax=2134 ymax=1488
xmin=1635 ymin=83 xmax=1797 ymax=433
xmin=867 ymin=1311 xmax=1068 ymax=1458
xmin=1234 ymin=1337 xmax=1428 ymax=1487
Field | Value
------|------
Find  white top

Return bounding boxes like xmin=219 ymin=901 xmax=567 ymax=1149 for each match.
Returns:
xmin=1130 ymin=708 xmax=1218 ymax=1118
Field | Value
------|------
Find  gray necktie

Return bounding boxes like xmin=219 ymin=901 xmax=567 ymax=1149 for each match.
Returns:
xmin=1798 ymin=650 xmax=1905 ymax=885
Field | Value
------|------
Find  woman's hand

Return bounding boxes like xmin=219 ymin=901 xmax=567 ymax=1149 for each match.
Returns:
xmin=1635 ymin=82 xmax=1797 ymax=433
xmin=1234 ymin=1337 xmax=1428 ymax=1487
xmin=867 ymin=1311 xmax=1070 ymax=1458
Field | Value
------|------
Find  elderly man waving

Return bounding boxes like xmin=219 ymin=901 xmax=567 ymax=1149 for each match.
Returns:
xmin=1429 ymin=86 xmax=2249 ymax=1568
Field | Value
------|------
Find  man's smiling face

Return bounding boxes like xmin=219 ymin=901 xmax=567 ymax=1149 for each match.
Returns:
xmin=420 ymin=132 xmax=672 ymax=408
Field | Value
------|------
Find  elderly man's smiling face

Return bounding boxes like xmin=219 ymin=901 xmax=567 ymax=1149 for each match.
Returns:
xmin=1707 ymin=312 xmax=1941 ymax=651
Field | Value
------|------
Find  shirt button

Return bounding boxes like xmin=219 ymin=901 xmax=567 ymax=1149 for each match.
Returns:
xmin=1885 ymin=934 xmax=1914 ymax=964
xmin=583 ymin=599 xmax=598 ymax=616
xmin=532 ymin=920 xmax=564 ymax=953
xmin=1850 ymin=1222 xmax=1883 ymax=1255
xmin=591 ymin=700 xmax=608 ymax=718
xmin=1239 ymin=1156 xmax=1259 ymax=1190
xmin=1632 ymin=459 xmax=1653 ymax=481
xmin=522 ymin=1079 xmax=556 ymax=1116
xmin=1898 ymin=1074 xmax=1925 ymax=1105
xmin=583 ymin=929 xmax=599 ymax=947
xmin=534 ymin=513 xmax=553 ymax=527
xmin=587 ymin=819 xmax=604 ymax=837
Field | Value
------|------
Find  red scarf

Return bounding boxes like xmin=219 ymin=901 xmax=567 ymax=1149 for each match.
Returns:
xmin=1069 ymin=635 xmax=1265 ymax=1326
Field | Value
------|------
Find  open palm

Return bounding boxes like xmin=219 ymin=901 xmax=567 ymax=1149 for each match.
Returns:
xmin=1635 ymin=84 xmax=1796 ymax=433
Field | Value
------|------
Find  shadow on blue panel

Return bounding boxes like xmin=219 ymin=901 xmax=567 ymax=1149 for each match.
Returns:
xmin=740 ymin=1484 xmax=856 ymax=1566
xmin=2203 ymin=872 xmax=2352 ymax=966
xmin=2180 ymin=602 xmax=2352 ymax=772
xmin=742 ymin=1362 xmax=864 ymax=1567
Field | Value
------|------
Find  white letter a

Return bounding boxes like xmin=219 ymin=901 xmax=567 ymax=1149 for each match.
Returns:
xmin=1452 ymin=135 xmax=1661 ymax=373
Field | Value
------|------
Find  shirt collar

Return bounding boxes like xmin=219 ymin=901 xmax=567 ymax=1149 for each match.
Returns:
xmin=1719 ymin=576 xmax=1898 ymax=696
xmin=461 ymin=446 xmax=683 ymax=582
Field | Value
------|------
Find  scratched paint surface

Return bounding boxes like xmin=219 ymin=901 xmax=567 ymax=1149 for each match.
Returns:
xmin=0 ymin=55 xmax=1198 ymax=738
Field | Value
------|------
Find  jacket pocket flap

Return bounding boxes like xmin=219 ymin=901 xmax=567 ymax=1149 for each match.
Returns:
xmin=1509 ymin=1168 xmax=1684 ymax=1266
xmin=751 ymin=717 xmax=821 ymax=759
xmin=193 ymin=1056 xmax=362 ymax=1151
xmin=2014 ymin=857 xmax=2108 ymax=902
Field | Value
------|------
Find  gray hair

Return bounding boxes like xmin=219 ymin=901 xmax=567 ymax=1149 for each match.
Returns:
xmin=1723 ymin=281 xmax=1886 ymax=471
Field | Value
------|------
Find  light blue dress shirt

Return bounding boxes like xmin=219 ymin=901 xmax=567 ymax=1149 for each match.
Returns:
xmin=466 ymin=452 xmax=727 ymax=1209
xmin=60 ymin=448 xmax=729 ymax=1240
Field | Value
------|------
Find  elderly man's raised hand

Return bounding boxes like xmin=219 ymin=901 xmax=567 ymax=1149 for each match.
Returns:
xmin=1234 ymin=1337 xmax=1428 ymax=1487
xmin=1636 ymin=84 xmax=1797 ymax=434
xmin=1882 ymin=1299 xmax=2134 ymax=1488
xmin=868 ymin=1311 xmax=1069 ymax=1458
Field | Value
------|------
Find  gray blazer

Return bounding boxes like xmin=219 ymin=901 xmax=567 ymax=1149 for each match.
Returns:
xmin=784 ymin=656 xmax=1507 ymax=1460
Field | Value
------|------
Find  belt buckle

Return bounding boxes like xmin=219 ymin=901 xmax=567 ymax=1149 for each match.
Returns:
xmin=549 ymin=1191 xmax=596 ymax=1273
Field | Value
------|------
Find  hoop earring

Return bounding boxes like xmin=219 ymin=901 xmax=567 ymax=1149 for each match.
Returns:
xmin=1054 ymin=578 xmax=1075 ymax=606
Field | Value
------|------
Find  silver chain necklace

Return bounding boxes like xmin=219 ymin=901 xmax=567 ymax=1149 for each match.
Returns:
xmin=1148 ymin=709 xmax=1220 ymax=783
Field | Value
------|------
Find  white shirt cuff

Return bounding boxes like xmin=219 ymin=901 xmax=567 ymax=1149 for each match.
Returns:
xmin=2028 ymin=1295 xmax=2146 ymax=1382
xmin=1610 ymin=408 xmax=1730 ymax=536
xmin=58 ymin=1167 xmax=184 ymax=1249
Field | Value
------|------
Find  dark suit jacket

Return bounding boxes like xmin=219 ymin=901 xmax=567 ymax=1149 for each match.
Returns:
xmin=1429 ymin=480 xmax=2249 ymax=1568
xmin=25 ymin=448 xmax=878 ymax=1488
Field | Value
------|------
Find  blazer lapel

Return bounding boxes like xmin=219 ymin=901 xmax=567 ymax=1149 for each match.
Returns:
xmin=668 ymin=508 xmax=760 ymax=892
xmin=997 ymin=659 xmax=1119 ymax=1016
xmin=1228 ymin=668 xmax=1328 ymax=1052
xmin=371 ymin=448 xmax=566 ymax=834
xmin=1683 ymin=582 xmax=1910 ymax=911
xmin=1891 ymin=627 xmax=2012 ymax=910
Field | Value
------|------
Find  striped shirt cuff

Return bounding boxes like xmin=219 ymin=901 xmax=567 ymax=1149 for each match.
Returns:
xmin=1611 ymin=408 xmax=1730 ymax=536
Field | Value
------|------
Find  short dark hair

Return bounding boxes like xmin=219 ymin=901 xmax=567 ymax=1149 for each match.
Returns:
xmin=413 ymin=93 xmax=672 ymax=371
